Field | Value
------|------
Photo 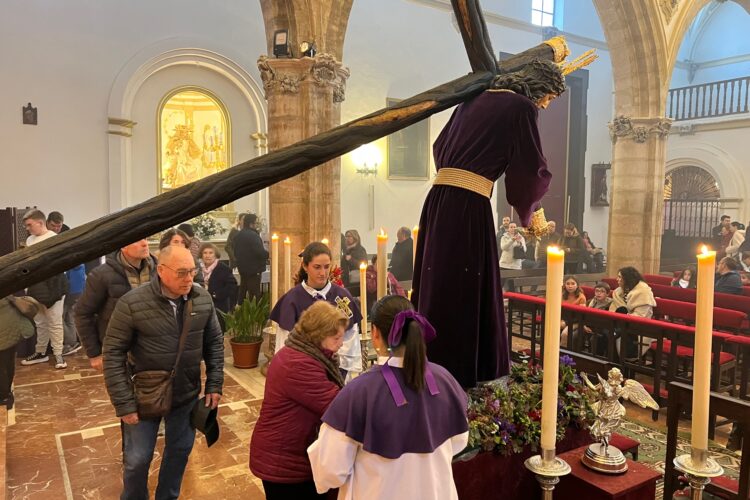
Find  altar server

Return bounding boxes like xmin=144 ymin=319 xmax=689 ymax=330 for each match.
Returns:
xmin=271 ymin=241 xmax=363 ymax=381
xmin=308 ymin=295 xmax=468 ymax=499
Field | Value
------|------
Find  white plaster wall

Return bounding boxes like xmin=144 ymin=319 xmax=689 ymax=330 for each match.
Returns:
xmin=0 ymin=0 xmax=267 ymax=228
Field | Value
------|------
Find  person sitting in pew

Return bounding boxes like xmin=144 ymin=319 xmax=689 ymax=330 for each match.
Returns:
xmin=583 ymin=282 xmax=613 ymax=355
xmin=610 ymin=267 xmax=656 ymax=361
xmin=715 ymin=257 xmax=743 ymax=295
xmin=671 ymin=267 xmax=696 ymax=289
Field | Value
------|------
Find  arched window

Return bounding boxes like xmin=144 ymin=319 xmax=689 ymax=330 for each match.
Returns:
xmin=664 ymin=165 xmax=720 ymax=200
xmin=158 ymin=88 xmax=230 ymax=193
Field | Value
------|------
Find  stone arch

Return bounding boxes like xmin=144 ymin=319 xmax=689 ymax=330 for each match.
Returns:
xmin=664 ymin=165 xmax=720 ymax=200
xmin=593 ymin=0 xmax=669 ymax=116
xmin=106 ymin=37 xmax=267 ymax=211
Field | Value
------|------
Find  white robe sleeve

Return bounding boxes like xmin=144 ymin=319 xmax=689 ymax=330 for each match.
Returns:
xmin=308 ymin=423 xmax=360 ymax=493
xmin=274 ymin=326 xmax=289 ymax=354
xmin=450 ymin=430 xmax=470 ymax=456
xmin=338 ymin=323 xmax=362 ymax=376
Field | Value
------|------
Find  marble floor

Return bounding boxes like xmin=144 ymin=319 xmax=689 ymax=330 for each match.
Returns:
xmin=5 ymin=344 xmax=268 ymax=499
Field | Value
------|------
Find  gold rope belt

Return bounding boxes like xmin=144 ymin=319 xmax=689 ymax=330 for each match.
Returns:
xmin=433 ymin=168 xmax=493 ymax=199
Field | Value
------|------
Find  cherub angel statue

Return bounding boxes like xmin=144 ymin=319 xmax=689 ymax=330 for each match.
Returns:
xmin=580 ymin=367 xmax=659 ymax=473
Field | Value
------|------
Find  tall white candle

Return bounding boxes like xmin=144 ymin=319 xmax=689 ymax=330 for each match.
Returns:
xmin=540 ymin=246 xmax=565 ymax=451
xmin=377 ymin=229 xmax=388 ymax=299
xmin=270 ymin=234 xmax=279 ymax=307
xmin=359 ymin=262 xmax=368 ymax=336
xmin=412 ymin=225 xmax=419 ymax=267
xmin=691 ymin=246 xmax=716 ymax=457
xmin=283 ymin=237 xmax=292 ymax=292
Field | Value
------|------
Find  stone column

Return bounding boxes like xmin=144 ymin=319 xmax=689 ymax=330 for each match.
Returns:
xmin=606 ymin=116 xmax=672 ymax=274
xmin=258 ymin=54 xmax=350 ymax=296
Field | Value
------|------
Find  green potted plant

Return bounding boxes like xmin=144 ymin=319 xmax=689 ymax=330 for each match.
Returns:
xmin=220 ymin=294 xmax=269 ymax=368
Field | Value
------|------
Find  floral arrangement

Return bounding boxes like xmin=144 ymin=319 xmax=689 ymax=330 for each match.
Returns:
xmin=329 ymin=264 xmax=344 ymax=286
xmin=188 ymin=214 xmax=225 ymax=240
xmin=467 ymin=355 xmax=595 ymax=455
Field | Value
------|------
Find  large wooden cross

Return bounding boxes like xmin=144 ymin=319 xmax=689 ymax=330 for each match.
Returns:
xmin=0 ymin=0 xmax=561 ymax=297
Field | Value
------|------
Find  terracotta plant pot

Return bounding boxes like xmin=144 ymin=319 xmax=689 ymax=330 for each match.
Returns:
xmin=230 ymin=339 xmax=263 ymax=369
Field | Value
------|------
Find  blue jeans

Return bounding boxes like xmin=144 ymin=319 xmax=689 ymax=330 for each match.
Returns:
xmin=121 ymin=400 xmax=196 ymax=500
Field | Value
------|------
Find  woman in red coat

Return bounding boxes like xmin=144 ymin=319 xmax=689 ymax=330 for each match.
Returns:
xmin=249 ymin=301 xmax=348 ymax=499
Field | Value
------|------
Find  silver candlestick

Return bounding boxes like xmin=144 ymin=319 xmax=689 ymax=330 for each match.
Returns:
xmin=524 ymin=448 xmax=572 ymax=500
xmin=673 ymin=449 xmax=723 ymax=500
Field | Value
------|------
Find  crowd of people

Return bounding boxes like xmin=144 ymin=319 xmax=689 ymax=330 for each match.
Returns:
xmin=497 ymin=217 xmax=606 ymax=273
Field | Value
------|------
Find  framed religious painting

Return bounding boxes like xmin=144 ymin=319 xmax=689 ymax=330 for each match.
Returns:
xmin=590 ymin=163 xmax=611 ymax=207
xmin=386 ymin=98 xmax=430 ymax=180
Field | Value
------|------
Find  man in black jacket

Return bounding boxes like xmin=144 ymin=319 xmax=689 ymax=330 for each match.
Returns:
xmin=715 ymin=256 xmax=744 ymax=295
xmin=389 ymin=226 xmax=414 ymax=281
xmin=234 ymin=213 xmax=268 ymax=302
xmin=103 ymin=245 xmax=223 ymax=500
xmin=74 ymin=239 xmax=155 ymax=371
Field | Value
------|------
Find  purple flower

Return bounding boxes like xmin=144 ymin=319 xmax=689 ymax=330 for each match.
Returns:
xmin=560 ymin=354 xmax=575 ymax=367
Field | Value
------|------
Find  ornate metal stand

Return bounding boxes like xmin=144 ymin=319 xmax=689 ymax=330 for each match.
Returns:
xmin=673 ymin=449 xmax=724 ymax=500
xmin=524 ymin=448 xmax=571 ymax=500
xmin=581 ymin=442 xmax=628 ymax=474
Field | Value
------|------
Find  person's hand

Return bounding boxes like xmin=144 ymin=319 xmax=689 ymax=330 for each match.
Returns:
xmin=205 ymin=393 xmax=221 ymax=409
xmin=89 ymin=356 xmax=103 ymax=371
xmin=122 ymin=413 xmax=139 ymax=425
xmin=583 ymin=325 xmax=592 ymax=334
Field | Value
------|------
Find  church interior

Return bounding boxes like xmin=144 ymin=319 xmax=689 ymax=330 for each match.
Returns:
xmin=2 ymin=0 xmax=750 ymax=498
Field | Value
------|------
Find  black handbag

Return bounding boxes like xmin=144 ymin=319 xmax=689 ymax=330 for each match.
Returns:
xmin=512 ymin=245 xmax=526 ymax=260
xmin=133 ymin=300 xmax=192 ymax=419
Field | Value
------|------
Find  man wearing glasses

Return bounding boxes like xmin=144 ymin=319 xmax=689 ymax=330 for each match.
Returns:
xmin=103 ymin=245 xmax=224 ymax=500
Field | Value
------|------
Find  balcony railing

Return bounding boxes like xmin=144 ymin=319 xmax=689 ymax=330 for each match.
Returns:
xmin=666 ymin=76 xmax=750 ymax=121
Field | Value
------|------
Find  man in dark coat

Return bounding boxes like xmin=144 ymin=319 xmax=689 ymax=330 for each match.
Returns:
xmin=234 ymin=213 xmax=268 ymax=301
xmin=389 ymin=226 xmax=414 ymax=281
xmin=74 ymin=239 xmax=156 ymax=371
xmin=715 ymin=257 xmax=744 ymax=295
xmin=103 ymin=246 xmax=223 ymax=500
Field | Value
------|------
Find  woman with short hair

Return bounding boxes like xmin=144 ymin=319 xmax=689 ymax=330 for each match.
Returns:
xmin=250 ymin=301 xmax=349 ymax=500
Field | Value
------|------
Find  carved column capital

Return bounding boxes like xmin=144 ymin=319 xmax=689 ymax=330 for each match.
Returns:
xmin=608 ymin=115 xmax=672 ymax=144
xmin=659 ymin=0 xmax=680 ymax=23
xmin=257 ymin=54 xmax=350 ymax=103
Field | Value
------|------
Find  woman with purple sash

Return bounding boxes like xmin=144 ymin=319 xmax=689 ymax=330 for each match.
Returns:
xmin=412 ymin=59 xmax=567 ymax=388
xmin=270 ymin=242 xmax=363 ymax=381
xmin=308 ymin=295 xmax=468 ymax=499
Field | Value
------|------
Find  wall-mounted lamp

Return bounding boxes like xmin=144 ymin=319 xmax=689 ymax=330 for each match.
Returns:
xmin=352 ymin=143 xmax=381 ymax=177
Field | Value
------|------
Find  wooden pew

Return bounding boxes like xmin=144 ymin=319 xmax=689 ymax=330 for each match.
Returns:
xmin=664 ymin=382 xmax=750 ymax=500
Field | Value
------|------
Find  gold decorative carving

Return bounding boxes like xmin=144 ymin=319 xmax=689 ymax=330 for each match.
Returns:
xmin=543 ymin=36 xmax=571 ymax=63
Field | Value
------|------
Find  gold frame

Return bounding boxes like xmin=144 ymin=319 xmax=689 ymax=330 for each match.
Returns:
xmin=386 ymin=98 xmax=430 ymax=180
xmin=156 ymin=86 xmax=234 ymax=216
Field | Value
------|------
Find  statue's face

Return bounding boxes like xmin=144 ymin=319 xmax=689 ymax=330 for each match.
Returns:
xmin=536 ymin=93 xmax=557 ymax=109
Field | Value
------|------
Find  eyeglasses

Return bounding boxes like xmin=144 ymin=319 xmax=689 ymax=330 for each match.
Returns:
xmin=161 ymin=265 xmax=198 ymax=279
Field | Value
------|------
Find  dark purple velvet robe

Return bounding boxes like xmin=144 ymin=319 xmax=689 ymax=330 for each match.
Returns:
xmin=412 ymin=91 xmax=551 ymax=388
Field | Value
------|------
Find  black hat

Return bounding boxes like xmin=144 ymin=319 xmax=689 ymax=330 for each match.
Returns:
xmin=191 ymin=397 xmax=220 ymax=447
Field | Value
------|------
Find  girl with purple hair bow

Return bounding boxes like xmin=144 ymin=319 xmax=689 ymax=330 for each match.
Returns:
xmin=308 ymin=295 xmax=469 ymax=499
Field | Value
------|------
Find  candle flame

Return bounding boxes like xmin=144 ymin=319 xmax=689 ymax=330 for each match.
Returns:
xmin=379 ymin=228 xmax=386 ymax=236
xmin=413 ymin=225 xmax=419 ymax=231
xmin=700 ymin=245 xmax=709 ymax=255
xmin=271 ymin=233 xmax=278 ymax=240
xmin=359 ymin=262 xmax=367 ymax=270
xmin=283 ymin=237 xmax=291 ymax=244
xmin=321 ymin=238 xmax=329 ymax=245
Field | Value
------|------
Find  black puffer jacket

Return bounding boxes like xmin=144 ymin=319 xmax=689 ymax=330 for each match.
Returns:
xmin=103 ymin=277 xmax=224 ymax=417
xmin=74 ymin=253 xmax=156 ymax=358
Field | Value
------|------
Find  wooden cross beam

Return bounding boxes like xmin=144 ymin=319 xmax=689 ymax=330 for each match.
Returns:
xmin=0 ymin=0 xmax=557 ymax=297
